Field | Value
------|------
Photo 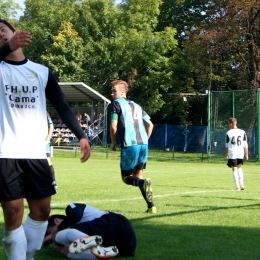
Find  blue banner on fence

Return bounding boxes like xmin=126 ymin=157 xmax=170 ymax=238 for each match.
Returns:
xmin=149 ymin=125 xmax=208 ymax=152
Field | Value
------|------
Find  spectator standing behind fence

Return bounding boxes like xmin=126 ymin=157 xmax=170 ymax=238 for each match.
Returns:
xmin=46 ymin=112 xmax=58 ymax=190
xmin=94 ymin=112 xmax=103 ymax=128
xmin=0 ymin=19 xmax=91 ymax=260
xmin=109 ymin=80 xmax=156 ymax=213
xmin=82 ymin=112 xmax=91 ymax=126
xmin=225 ymin=117 xmax=248 ymax=190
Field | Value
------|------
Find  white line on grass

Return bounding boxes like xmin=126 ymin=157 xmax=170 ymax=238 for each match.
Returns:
xmin=50 ymin=189 xmax=234 ymax=207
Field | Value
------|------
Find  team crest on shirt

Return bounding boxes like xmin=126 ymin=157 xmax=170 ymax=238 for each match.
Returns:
xmin=26 ymin=74 xmax=37 ymax=83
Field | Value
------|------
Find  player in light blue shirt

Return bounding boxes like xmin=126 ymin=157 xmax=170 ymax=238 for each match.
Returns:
xmin=110 ymin=80 xmax=156 ymax=213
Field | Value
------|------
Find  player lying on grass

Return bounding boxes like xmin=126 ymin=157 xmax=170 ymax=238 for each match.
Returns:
xmin=44 ymin=203 xmax=136 ymax=259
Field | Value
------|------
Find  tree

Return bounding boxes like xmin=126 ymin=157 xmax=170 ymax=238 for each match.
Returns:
xmin=41 ymin=21 xmax=86 ymax=82
xmin=20 ymin=0 xmax=80 ymax=64
xmin=18 ymin=0 xmax=185 ymax=121
xmin=162 ymin=0 xmax=260 ymax=91
xmin=0 ymin=0 xmax=21 ymax=19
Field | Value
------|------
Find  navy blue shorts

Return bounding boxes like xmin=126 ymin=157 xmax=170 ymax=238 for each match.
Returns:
xmin=227 ymin=159 xmax=243 ymax=168
xmin=0 ymin=158 xmax=56 ymax=201
xmin=72 ymin=212 xmax=136 ymax=257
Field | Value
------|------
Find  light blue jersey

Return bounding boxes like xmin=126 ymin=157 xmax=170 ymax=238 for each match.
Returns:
xmin=111 ymin=98 xmax=150 ymax=147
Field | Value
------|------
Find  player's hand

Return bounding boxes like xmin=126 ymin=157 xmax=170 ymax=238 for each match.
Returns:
xmin=110 ymin=143 xmax=116 ymax=151
xmin=43 ymin=234 xmax=53 ymax=247
xmin=79 ymin=138 xmax=91 ymax=162
xmin=245 ymin=155 xmax=249 ymax=160
xmin=9 ymin=31 xmax=31 ymax=51
xmin=43 ymin=225 xmax=58 ymax=247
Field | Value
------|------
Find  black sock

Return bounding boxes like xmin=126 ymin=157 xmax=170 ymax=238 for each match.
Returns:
xmin=125 ymin=176 xmax=143 ymax=186
xmin=125 ymin=177 xmax=153 ymax=207
xmin=139 ymin=186 xmax=154 ymax=208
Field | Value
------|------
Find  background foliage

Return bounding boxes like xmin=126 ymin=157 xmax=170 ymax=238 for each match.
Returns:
xmin=2 ymin=0 xmax=260 ymax=125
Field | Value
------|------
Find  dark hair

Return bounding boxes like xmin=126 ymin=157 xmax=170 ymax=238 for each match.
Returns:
xmin=47 ymin=214 xmax=66 ymax=228
xmin=0 ymin=19 xmax=15 ymax=32
xmin=44 ymin=214 xmax=66 ymax=245
xmin=228 ymin=117 xmax=237 ymax=124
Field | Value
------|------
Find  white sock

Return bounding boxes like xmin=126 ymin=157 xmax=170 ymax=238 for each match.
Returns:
xmin=232 ymin=169 xmax=239 ymax=188
xmin=2 ymin=225 xmax=27 ymax=260
xmin=56 ymin=229 xmax=96 ymax=260
xmin=23 ymin=215 xmax=48 ymax=260
xmin=55 ymin=229 xmax=89 ymax=246
xmin=238 ymin=168 xmax=244 ymax=187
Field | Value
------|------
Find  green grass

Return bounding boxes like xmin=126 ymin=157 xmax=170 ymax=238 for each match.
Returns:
xmin=1 ymin=151 xmax=260 ymax=260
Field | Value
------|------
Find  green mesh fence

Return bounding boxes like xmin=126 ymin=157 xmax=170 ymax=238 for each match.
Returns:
xmin=208 ymin=89 xmax=260 ymax=161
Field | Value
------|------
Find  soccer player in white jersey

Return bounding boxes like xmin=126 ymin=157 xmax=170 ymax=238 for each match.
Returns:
xmin=110 ymin=80 xmax=156 ymax=213
xmin=0 ymin=19 xmax=91 ymax=260
xmin=225 ymin=117 xmax=248 ymax=190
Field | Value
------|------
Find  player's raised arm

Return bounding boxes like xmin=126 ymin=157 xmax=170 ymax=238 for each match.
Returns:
xmin=0 ymin=31 xmax=31 ymax=61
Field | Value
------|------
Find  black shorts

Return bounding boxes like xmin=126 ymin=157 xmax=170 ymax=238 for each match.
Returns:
xmin=227 ymin=159 xmax=243 ymax=168
xmin=0 ymin=158 xmax=56 ymax=201
xmin=72 ymin=212 xmax=136 ymax=257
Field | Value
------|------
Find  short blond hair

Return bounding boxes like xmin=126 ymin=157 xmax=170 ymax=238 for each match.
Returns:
xmin=111 ymin=80 xmax=129 ymax=93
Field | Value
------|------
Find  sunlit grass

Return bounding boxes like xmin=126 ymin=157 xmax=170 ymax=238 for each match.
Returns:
xmin=0 ymin=151 xmax=259 ymax=259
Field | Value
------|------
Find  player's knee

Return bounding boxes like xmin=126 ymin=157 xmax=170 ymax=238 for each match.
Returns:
xmin=4 ymin=207 xmax=20 ymax=220
xmin=30 ymin=207 xmax=51 ymax=221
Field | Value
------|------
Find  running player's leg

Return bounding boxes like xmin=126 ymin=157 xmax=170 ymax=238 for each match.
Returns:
xmin=121 ymin=146 xmax=156 ymax=212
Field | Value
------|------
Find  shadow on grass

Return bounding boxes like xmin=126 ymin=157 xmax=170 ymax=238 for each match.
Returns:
xmin=0 ymin=220 xmax=259 ymax=260
xmin=131 ymin=223 xmax=260 ymax=260
xmin=126 ymin=203 xmax=260 ymax=221
xmin=0 ymin=202 xmax=259 ymax=260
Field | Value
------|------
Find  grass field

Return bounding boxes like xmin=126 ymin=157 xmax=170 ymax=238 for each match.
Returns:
xmin=0 ymin=150 xmax=260 ymax=260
